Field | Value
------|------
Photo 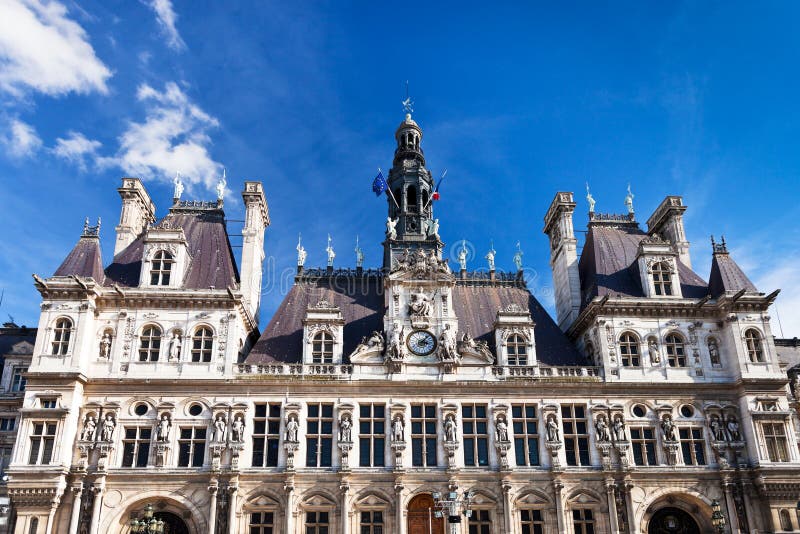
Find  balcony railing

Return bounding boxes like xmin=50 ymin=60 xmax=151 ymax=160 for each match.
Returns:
xmin=493 ymin=365 xmax=602 ymax=379
xmin=236 ymin=363 xmax=353 ymax=378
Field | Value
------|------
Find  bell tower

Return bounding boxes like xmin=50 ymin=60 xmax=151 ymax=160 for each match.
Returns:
xmin=383 ymin=113 xmax=440 ymax=269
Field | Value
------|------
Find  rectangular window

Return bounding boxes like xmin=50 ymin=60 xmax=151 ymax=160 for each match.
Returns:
xmin=11 ymin=367 xmax=27 ymax=392
xmin=468 ymin=510 xmax=491 ymax=534
xmin=629 ymin=426 xmax=657 ymax=466
xmin=359 ymin=404 xmax=385 ymax=467
xmin=411 ymin=404 xmax=438 ymax=467
xmin=28 ymin=422 xmax=57 ymax=465
xmin=513 ymin=404 xmax=540 ymax=466
xmin=562 ymin=404 xmax=590 ymax=466
xmin=573 ymin=509 xmax=595 ymax=534
xmin=249 ymin=511 xmax=275 ymax=534
xmin=252 ymin=403 xmax=281 ymax=467
xmin=122 ymin=427 xmax=152 ymax=467
xmin=0 ymin=447 xmax=10 ymax=477
xmin=462 ymin=404 xmax=489 ymax=467
xmin=306 ymin=403 xmax=333 ymax=467
xmin=679 ymin=427 xmax=707 ymax=466
xmin=304 ymin=511 xmax=329 ymax=534
xmin=360 ymin=511 xmax=383 ymax=534
xmin=520 ymin=509 xmax=544 ymax=534
xmin=177 ymin=427 xmax=206 ymax=467
xmin=41 ymin=399 xmax=57 ymax=409
xmin=762 ymin=422 xmax=790 ymax=462
xmin=0 ymin=417 xmax=16 ymax=431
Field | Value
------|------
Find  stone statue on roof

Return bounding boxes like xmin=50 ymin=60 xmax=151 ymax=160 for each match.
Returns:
xmin=513 ymin=242 xmax=524 ymax=272
xmin=355 ymin=236 xmax=364 ymax=268
xmin=217 ymin=169 xmax=227 ymax=201
xmin=173 ymin=173 xmax=184 ymax=201
xmin=386 ymin=217 xmax=398 ymax=240
xmin=625 ymin=184 xmax=634 ymax=214
xmin=326 ymin=235 xmax=335 ymax=267
xmin=485 ymin=242 xmax=496 ymax=271
xmin=458 ymin=240 xmax=468 ymax=271
xmin=585 ymin=182 xmax=595 ymax=212
xmin=296 ymin=235 xmax=307 ymax=267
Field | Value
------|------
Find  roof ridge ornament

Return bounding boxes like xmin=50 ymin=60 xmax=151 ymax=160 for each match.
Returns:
xmin=82 ymin=217 xmax=101 ymax=238
xmin=711 ymin=235 xmax=728 ymax=254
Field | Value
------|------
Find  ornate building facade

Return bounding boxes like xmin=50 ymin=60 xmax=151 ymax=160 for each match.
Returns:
xmin=5 ymin=112 xmax=800 ymax=534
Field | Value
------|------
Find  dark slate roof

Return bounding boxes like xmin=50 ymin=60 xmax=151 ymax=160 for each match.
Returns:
xmin=245 ymin=274 xmax=587 ymax=366
xmin=578 ymin=223 xmax=708 ymax=306
xmin=246 ymin=276 xmax=384 ymax=364
xmin=708 ymin=251 xmax=757 ymax=297
xmin=104 ymin=209 xmax=240 ymax=289
xmin=54 ymin=236 xmax=105 ymax=282
xmin=0 ymin=327 xmax=36 ymax=356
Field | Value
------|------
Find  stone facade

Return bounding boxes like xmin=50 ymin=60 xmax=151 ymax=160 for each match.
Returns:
xmin=4 ymin=112 xmax=800 ymax=534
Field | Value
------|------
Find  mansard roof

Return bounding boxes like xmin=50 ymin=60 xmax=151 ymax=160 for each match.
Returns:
xmin=245 ymin=270 xmax=587 ymax=366
xmin=53 ymin=235 xmax=105 ymax=282
xmin=104 ymin=206 xmax=240 ymax=289
xmin=708 ymin=248 xmax=757 ymax=297
xmin=578 ymin=221 xmax=708 ymax=306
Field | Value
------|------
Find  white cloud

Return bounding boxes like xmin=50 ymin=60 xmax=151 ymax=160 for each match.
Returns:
xmin=52 ymin=131 xmax=101 ymax=169
xmin=0 ymin=0 xmax=111 ymax=98
xmin=752 ymin=254 xmax=800 ymax=338
xmin=0 ymin=117 xmax=42 ymax=158
xmin=145 ymin=0 xmax=185 ymax=51
xmin=102 ymin=82 xmax=222 ymax=190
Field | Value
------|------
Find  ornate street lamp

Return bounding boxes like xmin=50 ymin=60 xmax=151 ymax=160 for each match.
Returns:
xmin=129 ymin=504 xmax=165 ymax=534
xmin=711 ymin=499 xmax=726 ymax=533
xmin=432 ymin=490 xmax=474 ymax=534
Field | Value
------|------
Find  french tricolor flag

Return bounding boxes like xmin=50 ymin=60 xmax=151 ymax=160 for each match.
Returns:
xmin=432 ymin=170 xmax=446 ymax=201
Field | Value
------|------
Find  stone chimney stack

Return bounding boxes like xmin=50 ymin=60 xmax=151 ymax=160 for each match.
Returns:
xmin=646 ymin=196 xmax=691 ymax=269
xmin=543 ymin=192 xmax=581 ymax=331
xmin=240 ymin=181 xmax=270 ymax=324
xmin=114 ymin=178 xmax=155 ymax=257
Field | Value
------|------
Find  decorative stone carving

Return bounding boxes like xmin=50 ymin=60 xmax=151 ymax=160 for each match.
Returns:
xmin=708 ymin=338 xmax=721 ymax=366
xmin=168 ymin=332 xmax=182 ymax=362
xmin=546 ymin=415 xmax=561 ymax=443
xmin=648 ymin=338 xmax=660 ymax=364
xmin=99 ymin=332 xmax=112 ymax=359
xmin=595 ymin=415 xmax=610 ymax=442
xmin=444 ymin=414 xmax=458 ymax=443
xmin=495 ymin=416 xmax=509 ymax=443
xmin=231 ymin=416 xmax=245 ymax=443
xmin=385 ymin=326 xmax=405 ymax=373
xmin=157 ymin=413 xmax=172 ymax=442
xmin=485 ymin=244 xmax=496 ymax=271
xmin=386 ymin=217 xmax=398 ymax=240
xmin=441 ymin=409 xmax=459 ymax=470
xmin=392 ymin=415 xmax=404 ymax=442
xmin=285 ymin=415 xmax=299 ymax=443
xmin=612 ymin=415 xmax=626 ymax=442
xmin=709 ymin=415 xmax=726 ymax=442
xmin=543 ymin=413 xmax=563 ymax=469
xmin=351 ymin=331 xmax=384 ymax=358
xmin=338 ymin=414 xmax=352 ymax=443
xmin=660 ymin=414 xmax=677 ymax=442
xmin=81 ymin=415 xmax=97 ymax=442
xmin=213 ymin=414 xmax=227 ymax=443
xmin=101 ymin=413 xmax=116 ymax=442
xmin=725 ymin=415 xmax=742 ymax=442
xmin=438 ymin=324 xmax=459 ymax=365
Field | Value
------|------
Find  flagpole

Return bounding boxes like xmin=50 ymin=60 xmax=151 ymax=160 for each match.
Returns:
xmin=381 ymin=168 xmax=401 ymax=210
xmin=423 ymin=169 xmax=447 ymax=211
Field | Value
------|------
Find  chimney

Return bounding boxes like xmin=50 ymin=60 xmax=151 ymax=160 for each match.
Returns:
xmin=240 ymin=181 xmax=270 ymax=324
xmin=543 ymin=192 xmax=581 ymax=331
xmin=646 ymin=196 xmax=691 ymax=269
xmin=114 ymin=178 xmax=155 ymax=257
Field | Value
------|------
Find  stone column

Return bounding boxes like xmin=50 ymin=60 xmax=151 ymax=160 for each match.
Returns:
xmin=395 ymin=483 xmax=406 ymax=534
xmin=88 ymin=481 xmax=104 ymax=534
xmin=340 ymin=483 xmax=350 ymax=534
xmin=44 ymin=496 xmax=60 ymax=534
xmin=285 ymin=482 xmax=295 ymax=534
xmin=207 ymin=484 xmax=219 ymax=534
xmin=623 ymin=482 xmax=637 ymax=534
xmin=553 ymin=480 xmax=565 ymax=533
xmin=227 ymin=485 xmax=238 ymax=534
xmin=501 ymin=481 xmax=513 ymax=534
xmin=68 ymin=484 xmax=83 ymax=534
xmin=605 ymin=481 xmax=619 ymax=534
xmin=723 ymin=481 xmax=741 ymax=534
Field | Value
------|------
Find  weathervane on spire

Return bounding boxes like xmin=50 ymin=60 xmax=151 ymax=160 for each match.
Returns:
xmin=402 ymin=80 xmax=414 ymax=114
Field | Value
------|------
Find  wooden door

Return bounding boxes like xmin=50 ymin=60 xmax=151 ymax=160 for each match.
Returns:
xmin=407 ymin=494 xmax=444 ymax=534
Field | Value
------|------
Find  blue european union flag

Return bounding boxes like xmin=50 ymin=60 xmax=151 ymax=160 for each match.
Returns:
xmin=372 ymin=171 xmax=388 ymax=196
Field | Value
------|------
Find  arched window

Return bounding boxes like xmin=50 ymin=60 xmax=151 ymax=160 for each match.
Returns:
xmin=28 ymin=518 xmax=38 ymax=534
xmin=406 ymin=186 xmax=418 ymax=211
xmin=651 ymin=262 xmax=673 ymax=296
xmin=664 ymin=333 xmax=686 ymax=367
xmin=191 ymin=326 xmax=214 ymax=363
xmin=506 ymin=334 xmax=528 ymax=366
xmin=311 ymin=331 xmax=334 ymax=364
xmin=744 ymin=329 xmax=764 ymax=363
xmin=150 ymin=251 xmax=174 ymax=286
xmin=139 ymin=326 xmax=162 ymax=362
xmin=619 ymin=332 xmax=640 ymax=367
xmin=780 ymin=509 xmax=792 ymax=531
xmin=421 ymin=190 xmax=429 ymax=211
xmin=51 ymin=317 xmax=72 ymax=355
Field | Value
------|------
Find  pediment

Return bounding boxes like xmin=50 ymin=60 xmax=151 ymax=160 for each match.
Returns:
xmin=355 ymin=493 xmax=390 ymax=507
xmin=303 ymin=493 xmax=336 ymax=507
xmin=470 ymin=492 xmax=496 ymax=506
xmin=516 ymin=492 xmax=549 ymax=506
xmin=349 ymin=347 xmax=384 ymax=364
xmin=8 ymin=341 xmax=33 ymax=355
xmin=249 ymin=494 xmax=280 ymax=507
xmin=458 ymin=346 xmax=495 ymax=365
xmin=569 ymin=491 xmax=601 ymax=505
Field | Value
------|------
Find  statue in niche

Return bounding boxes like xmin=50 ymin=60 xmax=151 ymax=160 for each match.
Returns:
xmin=661 ymin=415 xmax=677 ymax=442
xmin=285 ymin=415 xmax=299 ymax=443
xmin=612 ymin=415 xmax=626 ymax=441
xmin=495 ymin=417 xmax=509 ymax=442
xmin=101 ymin=413 xmax=116 ymax=442
xmin=444 ymin=414 xmax=458 ymax=443
xmin=82 ymin=415 xmax=97 ymax=441
xmin=392 ymin=415 xmax=404 ymax=442
xmin=157 ymin=414 xmax=172 ymax=442
xmin=546 ymin=415 xmax=560 ymax=442
xmin=595 ymin=415 xmax=610 ymax=442
xmin=709 ymin=415 xmax=726 ymax=442
xmin=99 ymin=332 xmax=112 ymax=359
xmin=387 ymin=326 xmax=405 ymax=361
xmin=726 ymin=415 xmax=742 ymax=441
xmin=386 ymin=217 xmax=398 ymax=240
xmin=648 ymin=339 xmax=660 ymax=364
xmin=408 ymin=288 xmax=433 ymax=317
xmin=213 ymin=415 xmax=227 ymax=443
xmin=339 ymin=414 xmax=352 ymax=442
xmin=168 ymin=332 xmax=181 ymax=362
xmin=708 ymin=338 xmax=721 ymax=365
xmin=231 ymin=416 xmax=245 ymax=443
xmin=438 ymin=324 xmax=458 ymax=361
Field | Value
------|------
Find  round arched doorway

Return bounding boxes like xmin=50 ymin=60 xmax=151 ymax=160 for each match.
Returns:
xmin=154 ymin=511 xmax=189 ymax=534
xmin=647 ymin=507 xmax=701 ymax=534
xmin=407 ymin=494 xmax=444 ymax=534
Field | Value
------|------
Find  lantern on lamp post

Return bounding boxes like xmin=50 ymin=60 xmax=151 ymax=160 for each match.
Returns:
xmin=432 ymin=490 xmax=475 ymax=534
xmin=129 ymin=504 xmax=165 ymax=534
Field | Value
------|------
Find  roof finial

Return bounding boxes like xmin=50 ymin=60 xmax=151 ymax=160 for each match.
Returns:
xmin=711 ymin=235 xmax=728 ymax=254
xmin=402 ymin=80 xmax=414 ymax=115
xmin=586 ymin=182 xmax=596 ymax=213
xmin=624 ymin=183 xmax=635 ymax=215
xmin=173 ymin=172 xmax=184 ymax=201
xmin=84 ymin=217 xmax=89 ymax=233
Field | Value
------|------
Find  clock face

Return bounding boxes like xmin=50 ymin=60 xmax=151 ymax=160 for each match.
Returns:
xmin=407 ymin=330 xmax=436 ymax=356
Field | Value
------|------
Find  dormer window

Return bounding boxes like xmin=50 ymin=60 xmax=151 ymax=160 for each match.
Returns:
xmin=506 ymin=334 xmax=528 ymax=365
xmin=744 ymin=329 xmax=764 ymax=362
xmin=665 ymin=333 xmax=686 ymax=367
xmin=651 ymin=262 xmax=673 ymax=296
xmin=150 ymin=251 xmax=174 ymax=286
xmin=51 ymin=318 xmax=72 ymax=355
xmin=139 ymin=326 xmax=162 ymax=362
xmin=619 ymin=332 xmax=640 ymax=367
xmin=311 ymin=331 xmax=334 ymax=364
xmin=191 ymin=326 xmax=213 ymax=363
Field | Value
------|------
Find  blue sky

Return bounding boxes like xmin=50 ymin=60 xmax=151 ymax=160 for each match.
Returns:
xmin=1 ymin=1 xmax=800 ymax=335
